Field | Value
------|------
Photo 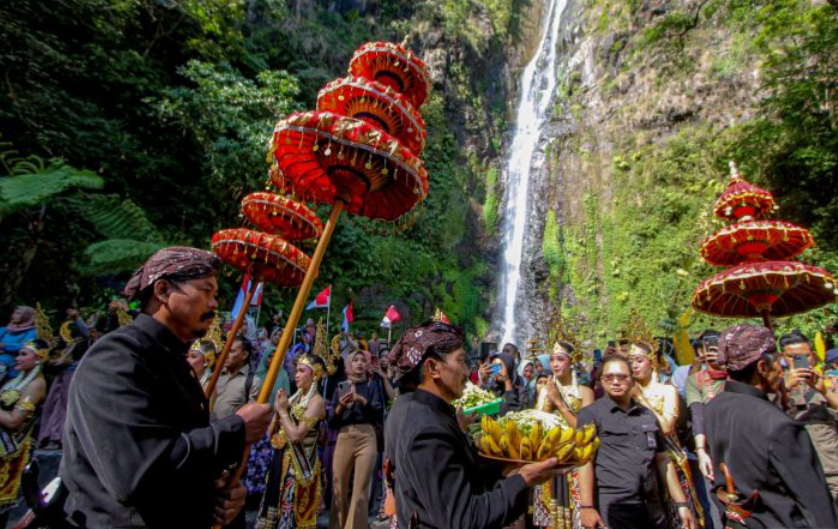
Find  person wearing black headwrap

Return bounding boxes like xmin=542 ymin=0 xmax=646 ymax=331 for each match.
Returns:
xmin=706 ymin=324 xmax=838 ymax=528
xmin=384 ymin=321 xmax=564 ymax=529
xmin=59 ymin=247 xmax=272 ymax=529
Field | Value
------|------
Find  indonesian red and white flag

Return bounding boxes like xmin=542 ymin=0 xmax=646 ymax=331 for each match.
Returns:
xmin=380 ymin=305 xmax=401 ymax=328
xmin=306 ymin=285 xmax=331 ymax=311
xmin=342 ymin=300 xmax=354 ymax=332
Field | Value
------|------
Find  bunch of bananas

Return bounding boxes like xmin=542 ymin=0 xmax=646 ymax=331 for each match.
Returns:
xmin=474 ymin=410 xmax=599 ymax=464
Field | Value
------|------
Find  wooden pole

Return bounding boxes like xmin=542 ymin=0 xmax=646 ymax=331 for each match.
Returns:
xmin=256 ymin=201 xmax=343 ymax=404
xmin=211 ymin=201 xmax=344 ymax=529
xmin=205 ymin=278 xmax=258 ymax=399
xmin=761 ymin=309 xmax=774 ymax=333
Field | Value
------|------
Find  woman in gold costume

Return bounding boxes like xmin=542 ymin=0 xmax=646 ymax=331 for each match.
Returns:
xmin=186 ymin=339 xmax=217 ymax=390
xmin=628 ymin=342 xmax=704 ymax=529
xmin=531 ymin=340 xmax=594 ymax=529
xmin=0 ymin=340 xmax=48 ymax=525
xmin=256 ymin=354 xmax=327 ymax=529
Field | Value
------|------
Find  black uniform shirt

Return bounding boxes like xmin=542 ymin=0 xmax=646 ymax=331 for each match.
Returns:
xmin=706 ymin=380 xmax=838 ymax=529
xmin=60 ymin=314 xmax=246 ymax=529
xmin=385 ymin=389 xmax=529 ymax=529
xmin=576 ymin=396 xmax=665 ymax=503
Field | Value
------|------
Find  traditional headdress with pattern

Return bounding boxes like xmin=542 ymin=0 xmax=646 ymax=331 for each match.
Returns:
xmin=297 ymin=354 xmax=327 ymax=381
xmin=547 ymin=311 xmax=584 ymax=364
xmin=624 ymin=309 xmax=661 ymax=369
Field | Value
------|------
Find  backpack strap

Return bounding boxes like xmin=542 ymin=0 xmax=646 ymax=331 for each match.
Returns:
xmin=244 ymin=372 xmax=256 ymax=403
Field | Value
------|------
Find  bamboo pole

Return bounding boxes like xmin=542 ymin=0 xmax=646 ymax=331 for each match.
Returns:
xmin=205 ymin=278 xmax=258 ymax=399
xmin=212 ymin=201 xmax=344 ymax=529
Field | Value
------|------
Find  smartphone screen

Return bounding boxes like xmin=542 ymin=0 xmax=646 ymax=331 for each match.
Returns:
xmin=490 ymin=364 xmax=502 ymax=376
xmin=792 ymin=355 xmax=810 ymax=371
xmin=371 ymin=355 xmax=380 ymax=367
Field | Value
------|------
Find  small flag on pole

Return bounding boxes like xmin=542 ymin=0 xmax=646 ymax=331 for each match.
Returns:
xmin=232 ymin=273 xmax=263 ymax=319
xmin=306 ymin=285 xmax=332 ymax=311
xmin=342 ymin=300 xmax=354 ymax=332
xmin=380 ymin=305 xmax=401 ymax=328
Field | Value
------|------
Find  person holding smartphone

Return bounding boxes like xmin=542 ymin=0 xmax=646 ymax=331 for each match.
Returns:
xmin=481 ymin=352 xmax=523 ymax=415
xmin=328 ymin=349 xmax=384 ymax=529
xmin=779 ymin=332 xmax=838 ymax=500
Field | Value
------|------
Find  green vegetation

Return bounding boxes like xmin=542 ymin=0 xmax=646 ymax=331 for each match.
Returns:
xmin=483 ymin=167 xmax=500 ymax=232
xmin=0 ymin=0 xmax=517 ymax=333
xmin=561 ymin=0 xmax=838 ymax=339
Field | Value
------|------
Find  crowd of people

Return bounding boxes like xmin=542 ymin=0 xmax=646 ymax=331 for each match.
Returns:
xmin=0 ymin=246 xmax=835 ymax=529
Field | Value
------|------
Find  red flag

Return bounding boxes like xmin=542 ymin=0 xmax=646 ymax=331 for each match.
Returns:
xmin=381 ymin=305 xmax=401 ymax=328
xmin=342 ymin=300 xmax=354 ymax=332
xmin=306 ymin=285 xmax=331 ymax=310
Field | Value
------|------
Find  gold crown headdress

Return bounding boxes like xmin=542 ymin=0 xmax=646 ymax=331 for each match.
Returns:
xmin=190 ymin=339 xmax=217 ymax=370
xmin=312 ymin=318 xmax=338 ymax=376
xmin=306 ymin=318 xmax=340 ymax=380
xmin=547 ymin=311 xmax=584 ymax=364
xmin=59 ymin=321 xmax=75 ymax=346
xmin=188 ymin=316 xmax=223 ymax=370
xmin=329 ymin=333 xmax=341 ymax=375
xmin=526 ymin=338 xmax=544 ymax=359
xmin=623 ymin=309 xmax=661 ymax=368
xmin=205 ymin=316 xmax=224 ymax=351
xmin=35 ymin=304 xmax=56 ymax=347
xmin=297 ymin=354 xmax=326 ymax=381
xmin=114 ymin=303 xmax=133 ymax=327
xmin=21 ymin=340 xmax=51 ymax=362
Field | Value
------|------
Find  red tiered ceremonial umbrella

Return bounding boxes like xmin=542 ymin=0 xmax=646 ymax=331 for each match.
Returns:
xmin=693 ymin=162 xmax=836 ymax=330
xmin=692 ymin=262 xmax=838 ymax=320
xmin=713 ymin=162 xmax=777 ymax=222
xmin=271 ymin=111 xmax=428 ymax=221
xmin=204 ymin=228 xmax=313 ymax=398
xmin=211 ymin=228 xmax=312 ymax=287
xmin=241 ymin=192 xmax=323 ymax=242
xmin=699 ymin=220 xmax=815 ymax=267
xmin=348 ymin=41 xmax=432 ymax=109
xmin=317 ymin=76 xmax=427 ymax=155
xmin=211 ymin=45 xmax=432 ymax=520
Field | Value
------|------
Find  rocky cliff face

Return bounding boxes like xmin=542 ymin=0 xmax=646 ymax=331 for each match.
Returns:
xmin=509 ymin=0 xmax=767 ymax=341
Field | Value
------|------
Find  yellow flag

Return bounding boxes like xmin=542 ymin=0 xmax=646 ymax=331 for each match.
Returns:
xmin=673 ymin=308 xmax=695 ymax=366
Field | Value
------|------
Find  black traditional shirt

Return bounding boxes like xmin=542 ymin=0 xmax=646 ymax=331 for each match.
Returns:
xmin=385 ymin=389 xmax=529 ymax=529
xmin=327 ymin=379 xmax=384 ymax=429
xmin=60 ymin=314 xmax=246 ymax=529
xmin=576 ymin=395 xmax=665 ymax=504
xmin=706 ymin=380 xmax=838 ymax=528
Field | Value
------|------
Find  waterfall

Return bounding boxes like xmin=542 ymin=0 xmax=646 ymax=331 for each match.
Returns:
xmin=497 ymin=0 xmax=568 ymax=345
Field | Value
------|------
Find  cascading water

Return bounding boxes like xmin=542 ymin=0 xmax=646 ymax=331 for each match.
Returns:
xmin=497 ymin=0 xmax=568 ymax=345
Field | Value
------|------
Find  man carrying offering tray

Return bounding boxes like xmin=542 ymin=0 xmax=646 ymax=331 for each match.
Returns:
xmin=384 ymin=320 xmax=565 ymax=529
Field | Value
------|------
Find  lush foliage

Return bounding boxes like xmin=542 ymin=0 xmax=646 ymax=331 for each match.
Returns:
xmin=0 ymin=0 xmax=510 ymax=334
xmin=561 ymin=0 xmax=838 ymax=340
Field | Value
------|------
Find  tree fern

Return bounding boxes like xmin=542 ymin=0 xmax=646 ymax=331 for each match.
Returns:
xmin=70 ymin=194 xmax=162 ymax=242
xmin=81 ymin=239 xmax=168 ymax=276
xmin=0 ymin=159 xmax=104 ymax=216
